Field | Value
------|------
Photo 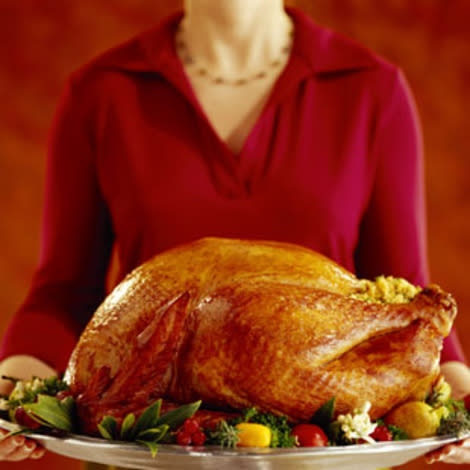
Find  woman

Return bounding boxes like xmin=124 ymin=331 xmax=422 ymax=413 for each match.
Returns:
xmin=1 ymin=0 xmax=469 ymax=464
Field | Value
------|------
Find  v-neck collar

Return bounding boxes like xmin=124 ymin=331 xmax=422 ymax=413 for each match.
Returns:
xmin=138 ymin=11 xmax=305 ymax=170
xmin=83 ymin=7 xmax=380 ymax=197
xmin=152 ymin=16 xmax=314 ymax=176
xmin=86 ymin=8 xmax=379 ymax=78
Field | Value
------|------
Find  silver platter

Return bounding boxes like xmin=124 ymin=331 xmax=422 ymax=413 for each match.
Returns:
xmin=0 ymin=418 xmax=465 ymax=470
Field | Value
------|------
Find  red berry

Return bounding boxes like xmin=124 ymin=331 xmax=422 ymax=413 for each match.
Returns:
xmin=191 ymin=430 xmax=206 ymax=446
xmin=370 ymin=425 xmax=393 ymax=442
xmin=292 ymin=424 xmax=328 ymax=447
xmin=176 ymin=431 xmax=192 ymax=446
xmin=14 ymin=407 xmax=41 ymax=430
xmin=183 ymin=418 xmax=200 ymax=434
xmin=464 ymin=395 xmax=470 ymax=411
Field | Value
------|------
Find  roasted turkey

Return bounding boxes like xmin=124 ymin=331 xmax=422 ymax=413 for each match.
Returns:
xmin=64 ymin=238 xmax=456 ymax=435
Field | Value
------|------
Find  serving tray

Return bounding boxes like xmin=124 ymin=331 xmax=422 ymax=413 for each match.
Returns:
xmin=0 ymin=418 xmax=466 ymax=470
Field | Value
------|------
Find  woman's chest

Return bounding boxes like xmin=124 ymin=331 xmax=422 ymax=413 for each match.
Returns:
xmin=94 ymin=77 xmax=377 ymax=265
xmin=185 ymin=71 xmax=282 ymax=156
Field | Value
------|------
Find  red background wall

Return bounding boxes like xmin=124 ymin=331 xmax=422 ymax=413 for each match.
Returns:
xmin=1 ymin=1 xmax=469 ymax=469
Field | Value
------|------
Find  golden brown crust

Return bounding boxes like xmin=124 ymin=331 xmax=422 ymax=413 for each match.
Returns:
xmin=65 ymin=238 xmax=456 ymax=435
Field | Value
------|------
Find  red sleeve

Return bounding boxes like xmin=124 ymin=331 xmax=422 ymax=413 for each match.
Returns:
xmin=0 ymin=78 xmax=113 ymax=373
xmin=354 ymin=68 xmax=466 ymax=364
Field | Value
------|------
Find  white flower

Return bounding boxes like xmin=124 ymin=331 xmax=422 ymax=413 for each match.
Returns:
xmin=0 ymin=398 xmax=11 ymax=411
xmin=336 ymin=401 xmax=377 ymax=444
xmin=31 ymin=378 xmax=44 ymax=392
xmin=10 ymin=381 xmax=25 ymax=401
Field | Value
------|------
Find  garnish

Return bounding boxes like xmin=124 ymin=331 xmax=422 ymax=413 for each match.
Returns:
xmin=208 ymin=420 xmax=240 ymax=448
xmin=22 ymin=394 xmax=75 ymax=432
xmin=175 ymin=418 xmax=206 ymax=446
xmin=369 ymin=424 xmax=393 ymax=442
xmin=230 ymin=408 xmax=296 ymax=448
xmin=427 ymin=376 xmax=452 ymax=408
xmin=234 ymin=423 xmax=271 ymax=447
xmin=97 ymin=399 xmax=201 ymax=457
xmin=311 ymin=397 xmax=335 ymax=429
xmin=6 ymin=374 xmax=464 ymax=458
xmin=131 ymin=399 xmax=162 ymax=438
xmin=374 ymin=419 xmax=408 ymax=441
xmin=154 ymin=400 xmax=201 ymax=429
xmin=444 ymin=397 xmax=468 ymax=414
xmin=386 ymin=424 xmax=409 ymax=441
xmin=310 ymin=397 xmax=354 ymax=445
xmin=0 ymin=375 xmax=75 ymax=436
xmin=335 ymin=402 xmax=377 ymax=444
xmin=1 ymin=375 xmax=69 ymax=409
xmin=291 ymin=423 xmax=328 ymax=447
xmin=97 ymin=416 xmax=118 ymax=440
xmin=437 ymin=408 xmax=470 ymax=438
xmin=327 ymin=420 xmax=355 ymax=446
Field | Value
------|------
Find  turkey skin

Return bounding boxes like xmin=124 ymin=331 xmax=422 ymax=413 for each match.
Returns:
xmin=64 ymin=238 xmax=456 ymax=435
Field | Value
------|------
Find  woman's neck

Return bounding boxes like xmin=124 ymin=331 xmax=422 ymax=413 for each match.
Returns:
xmin=181 ymin=0 xmax=291 ymax=75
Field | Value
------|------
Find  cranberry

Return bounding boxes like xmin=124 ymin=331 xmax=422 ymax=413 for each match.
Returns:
xmin=14 ymin=407 xmax=41 ymax=430
xmin=176 ymin=431 xmax=192 ymax=446
xmin=370 ymin=425 xmax=393 ymax=442
xmin=183 ymin=418 xmax=200 ymax=434
xmin=191 ymin=430 xmax=206 ymax=446
xmin=464 ymin=395 xmax=470 ymax=411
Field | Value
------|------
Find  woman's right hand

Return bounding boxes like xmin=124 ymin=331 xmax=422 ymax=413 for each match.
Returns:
xmin=0 ymin=429 xmax=45 ymax=461
xmin=0 ymin=354 xmax=56 ymax=461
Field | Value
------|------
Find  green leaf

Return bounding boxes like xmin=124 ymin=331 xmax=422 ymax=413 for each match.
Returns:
xmin=59 ymin=397 xmax=75 ymax=415
xmin=136 ymin=439 xmax=159 ymax=458
xmin=311 ymin=397 xmax=335 ymax=428
xmin=120 ymin=413 xmax=136 ymax=440
xmin=155 ymin=401 xmax=201 ymax=430
xmin=98 ymin=423 xmax=113 ymax=440
xmin=242 ymin=407 xmax=258 ymax=422
xmin=23 ymin=395 xmax=73 ymax=432
xmin=98 ymin=416 xmax=118 ymax=440
xmin=387 ymin=424 xmax=409 ymax=441
xmin=132 ymin=399 xmax=162 ymax=438
xmin=136 ymin=424 xmax=169 ymax=442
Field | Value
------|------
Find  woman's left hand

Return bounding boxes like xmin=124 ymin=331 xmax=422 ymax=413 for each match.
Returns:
xmin=425 ymin=438 xmax=470 ymax=464
xmin=425 ymin=362 xmax=470 ymax=464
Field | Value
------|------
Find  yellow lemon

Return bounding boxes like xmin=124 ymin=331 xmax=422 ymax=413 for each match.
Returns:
xmin=235 ymin=423 xmax=271 ymax=447
xmin=385 ymin=401 xmax=440 ymax=439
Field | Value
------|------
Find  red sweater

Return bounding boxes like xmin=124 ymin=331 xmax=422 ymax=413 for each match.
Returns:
xmin=1 ymin=8 xmax=464 ymax=371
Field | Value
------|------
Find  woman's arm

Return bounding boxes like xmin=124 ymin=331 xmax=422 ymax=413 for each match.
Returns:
xmin=440 ymin=361 xmax=470 ymax=399
xmin=354 ymin=67 xmax=470 ymax=464
xmin=0 ymin=76 xmax=114 ymax=373
xmin=354 ymin=67 xmax=467 ymax=367
xmin=354 ymin=68 xmax=428 ymax=289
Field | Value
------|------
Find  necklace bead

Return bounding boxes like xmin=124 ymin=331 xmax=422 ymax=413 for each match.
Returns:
xmin=175 ymin=24 xmax=293 ymax=86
